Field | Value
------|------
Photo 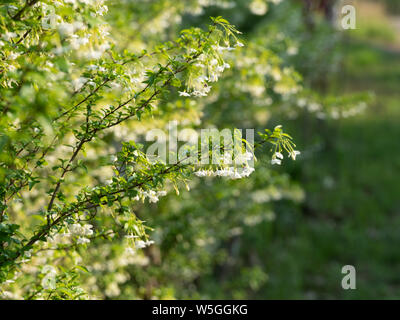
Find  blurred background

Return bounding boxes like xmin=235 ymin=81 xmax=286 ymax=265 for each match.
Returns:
xmin=121 ymin=0 xmax=400 ymax=299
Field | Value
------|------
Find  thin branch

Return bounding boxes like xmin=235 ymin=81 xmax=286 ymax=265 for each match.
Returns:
xmin=12 ymin=0 xmax=39 ymax=21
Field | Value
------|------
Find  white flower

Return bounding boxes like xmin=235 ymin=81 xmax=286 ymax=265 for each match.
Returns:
xmin=230 ymin=171 xmax=242 ymax=179
xmin=274 ymin=152 xmax=284 ymax=159
xmin=287 ymin=46 xmax=298 ymax=56
xmin=241 ymin=166 xmax=255 ymax=177
xmin=87 ymin=81 xmax=96 ymax=88
xmin=96 ymin=5 xmax=108 ymax=16
xmin=214 ymin=45 xmax=235 ymax=52
xmin=230 ymin=167 xmax=255 ymax=179
xmin=52 ymin=46 xmax=64 ymax=56
xmin=8 ymin=52 xmax=20 ymax=60
xmin=98 ymin=26 xmax=110 ymax=38
xmin=69 ymin=35 xmax=90 ymax=48
xmin=235 ymin=41 xmax=244 ymax=47
xmin=145 ymin=190 xmax=159 ymax=203
xmin=196 ymin=75 xmax=208 ymax=82
xmin=105 ymin=282 xmax=120 ymax=297
xmin=290 ymin=150 xmax=301 ymax=160
xmin=194 ymin=169 xmax=208 ymax=177
xmin=135 ymin=240 xmax=154 ymax=249
xmin=198 ymin=166 xmax=255 ymax=180
xmin=215 ymin=168 xmax=230 ymax=177
xmin=83 ymin=224 xmax=93 ymax=236
xmin=58 ymin=23 xmax=74 ymax=37
xmin=77 ymin=237 xmax=90 ymax=244
xmin=69 ymin=223 xmax=82 ymax=235
xmin=72 ymin=77 xmax=88 ymax=91
xmin=24 ymin=249 xmax=33 ymax=258
xmin=297 ymin=98 xmax=307 ymax=107
xmin=271 ymin=158 xmax=281 ymax=165
xmin=157 ymin=191 xmax=167 ymax=197
xmin=42 ymin=265 xmax=56 ymax=275
xmin=85 ymin=49 xmax=103 ymax=60
xmin=179 ymin=91 xmax=191 ymax=97
xmin=216 ymin=65 xmax=225 ymax=73
xmin=73 ymin=21 xmax=85 ymax=31
xmin=308 ymin=103 xmax=321 ymax=112
xmin=125 ymin=247 xmax=135 ymax=255
xmin=210 ymin=58 xmax=218 ymax=66
xmin=192 ymin=85 xmax=212 ymax=96
xmin=69 ymin=223 xmax=93 ymax=237
xmin=41 ymin=274 xmax=56 ymax=290
xmin=234 ymin=151 xmax=253 ymax=164
xmin=125 ymin=234 xmax=138 ymax=239
xmin=271 ymin=68 xmax=282 ymax=81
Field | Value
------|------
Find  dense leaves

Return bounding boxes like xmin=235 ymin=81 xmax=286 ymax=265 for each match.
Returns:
xmin=0 ymin=0 xmax=367 ymax=299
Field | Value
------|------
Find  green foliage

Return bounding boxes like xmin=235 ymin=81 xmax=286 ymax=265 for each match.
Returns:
xmin=1 ymin=0 xmax=376 ymax=300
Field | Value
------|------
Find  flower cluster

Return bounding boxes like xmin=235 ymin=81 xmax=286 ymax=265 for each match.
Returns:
xmin=178 ymin=32 xmax=243 ymax=97
xmin=195 ymin=166 xmax=255 ymax=179
xmin=271 ymin=150 xmax=300 ymax=165
xmin=0 ymin=0 xmax=305 ymax=300
xmin=68 ymin=223 xmax=94 ymax=245
xmin=295 ymin=96 xmax=368 ymax=120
